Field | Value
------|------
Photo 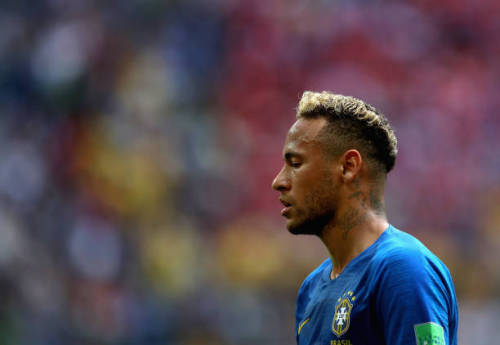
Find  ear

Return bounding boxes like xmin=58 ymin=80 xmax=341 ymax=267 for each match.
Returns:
xmin=340 ymin=149 xmax=362 ymax=183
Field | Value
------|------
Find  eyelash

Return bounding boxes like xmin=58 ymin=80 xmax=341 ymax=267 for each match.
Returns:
xmin=290 ymin=162 xmax=302 ymax=168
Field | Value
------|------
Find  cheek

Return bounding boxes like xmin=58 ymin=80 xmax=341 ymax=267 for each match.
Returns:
xmin=293 ymin=164 xmax=334 ymax=205
xmin=306 ymin=173 xmax=336 ymax=208
xmin=304 ymin=187 xmax=326 ymax=211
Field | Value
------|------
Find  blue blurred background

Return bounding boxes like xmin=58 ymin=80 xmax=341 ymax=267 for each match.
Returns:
xmin=0 ymin=0 xmax=499 ymax=344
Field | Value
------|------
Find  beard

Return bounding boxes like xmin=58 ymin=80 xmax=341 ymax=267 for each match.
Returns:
xmin=287 ymin=173 xmax=337 ymax=236
xmin=287 ymin=211 xmax=334 ymax=236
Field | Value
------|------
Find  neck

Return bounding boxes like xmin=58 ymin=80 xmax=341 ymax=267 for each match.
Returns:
xmin=320 ymin=190 xmax=388 ymax=279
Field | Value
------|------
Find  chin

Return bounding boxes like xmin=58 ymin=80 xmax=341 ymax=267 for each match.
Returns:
xmin=286 ymin=219 xmax=318 ymax=235
xmin=286 ymin=213 xmax=332 ymax=236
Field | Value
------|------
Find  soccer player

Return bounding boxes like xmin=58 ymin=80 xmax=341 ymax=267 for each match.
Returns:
xmin=272 ymin=91 xmax=458 ymax=345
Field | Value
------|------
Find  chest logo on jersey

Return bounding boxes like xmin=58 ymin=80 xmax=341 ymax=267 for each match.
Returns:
xmin=332 ymin=291 xmax=356 ymax=337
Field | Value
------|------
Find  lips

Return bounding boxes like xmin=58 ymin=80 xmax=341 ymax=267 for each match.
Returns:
xmin=279 ymin=198 xmax=293 ymax=216
xmin=280 ymin=198 xmax=292 ymax=207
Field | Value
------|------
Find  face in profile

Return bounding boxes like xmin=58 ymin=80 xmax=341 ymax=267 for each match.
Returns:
xmin=272 ymin=117 xmax=339 ymax=235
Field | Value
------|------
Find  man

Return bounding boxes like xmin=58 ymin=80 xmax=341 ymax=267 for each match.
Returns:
xmin=272 ymin=91 xmax=458 ymax=345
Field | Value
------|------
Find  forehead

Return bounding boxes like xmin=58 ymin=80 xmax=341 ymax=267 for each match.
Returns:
xmin=284 ymin=117 xmax=327 ymax=149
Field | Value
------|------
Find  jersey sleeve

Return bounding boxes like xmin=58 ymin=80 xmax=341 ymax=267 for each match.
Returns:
xmin=374 ymin=248 xmax=458 ymax=345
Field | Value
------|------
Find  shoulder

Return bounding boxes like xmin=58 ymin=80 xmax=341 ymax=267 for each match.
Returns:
xmin=371 ymin=226 xmax=455 ymax=300
xmin=371 ymin=226 xmax=458 ymax=345
xmin=299 ymin=258 xmax=330 ymax=291
xmin=374 ymin=226 xmax=450 ymax=275
xmin=297 ymin=258 xmax=330 ymax=301
xmin=296 ymin=258 xmax=330 ymax=324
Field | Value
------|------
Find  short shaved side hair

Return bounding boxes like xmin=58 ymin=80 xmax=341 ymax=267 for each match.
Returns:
xmin=297 ymin=91 xmax=398 ymax=176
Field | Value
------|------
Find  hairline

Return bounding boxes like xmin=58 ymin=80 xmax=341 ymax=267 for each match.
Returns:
xmin=301 ymin=114 xmax=387 ymax=182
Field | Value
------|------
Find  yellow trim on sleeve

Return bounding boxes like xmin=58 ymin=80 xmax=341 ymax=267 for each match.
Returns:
xmin=298 ymin=318 xmax=310 ymax=335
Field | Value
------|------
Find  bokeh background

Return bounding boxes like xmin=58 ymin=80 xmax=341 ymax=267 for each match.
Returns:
xmin=0 ymin=0 xmax=499 ymax=344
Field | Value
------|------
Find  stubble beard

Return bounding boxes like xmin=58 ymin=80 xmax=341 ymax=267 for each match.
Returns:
xmin=287 ymin=174 xmax=337 ymax=236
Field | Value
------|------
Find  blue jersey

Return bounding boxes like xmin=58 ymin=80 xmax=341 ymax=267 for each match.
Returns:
xmin=295 ymin=225 xmax=458 ymax=345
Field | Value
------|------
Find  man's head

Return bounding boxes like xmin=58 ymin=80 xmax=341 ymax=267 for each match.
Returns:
xmin=272 ymin=91 xmax=397 ymax=235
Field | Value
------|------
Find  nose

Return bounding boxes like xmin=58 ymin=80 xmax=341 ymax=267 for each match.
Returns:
xmin=272 ymin=166 xmax=290 ymax=191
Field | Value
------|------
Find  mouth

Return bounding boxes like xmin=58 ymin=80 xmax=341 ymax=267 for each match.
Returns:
xmin=279 ymin=198 xmax=292 ymax=217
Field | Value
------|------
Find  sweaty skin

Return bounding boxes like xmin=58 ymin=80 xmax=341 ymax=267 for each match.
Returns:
xmin=272 ymin=117 xmax=388 ymax=278
xmin=273 ymin=118 xmax=337 ymax=234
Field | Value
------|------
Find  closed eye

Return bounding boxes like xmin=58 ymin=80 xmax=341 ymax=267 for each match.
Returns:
xmin=284 ymin=151 xmax=303 ymax=168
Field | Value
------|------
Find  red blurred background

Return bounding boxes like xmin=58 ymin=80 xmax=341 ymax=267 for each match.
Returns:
xmin=0 ymin=0 xmax=499 ymax=344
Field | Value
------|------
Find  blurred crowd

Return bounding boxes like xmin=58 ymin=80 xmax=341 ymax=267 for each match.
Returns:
xmin=0 ymin=0 xmax=499 ymax=344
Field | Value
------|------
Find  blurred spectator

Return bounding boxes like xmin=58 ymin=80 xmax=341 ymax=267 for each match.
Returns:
xmin=0 ymin=0 xmax=499 ymax=344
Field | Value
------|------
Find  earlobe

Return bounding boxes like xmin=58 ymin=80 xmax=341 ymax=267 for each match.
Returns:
xmin=342 ymin=167 xmax=357 ymax=183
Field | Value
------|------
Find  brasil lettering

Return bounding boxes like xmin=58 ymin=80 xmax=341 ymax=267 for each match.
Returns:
xmin=330 ymin=340 xmax=352 ymax=345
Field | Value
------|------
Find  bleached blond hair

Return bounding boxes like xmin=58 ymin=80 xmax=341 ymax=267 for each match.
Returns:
xmin=297 ymin=91 xmax=398 ymax=173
